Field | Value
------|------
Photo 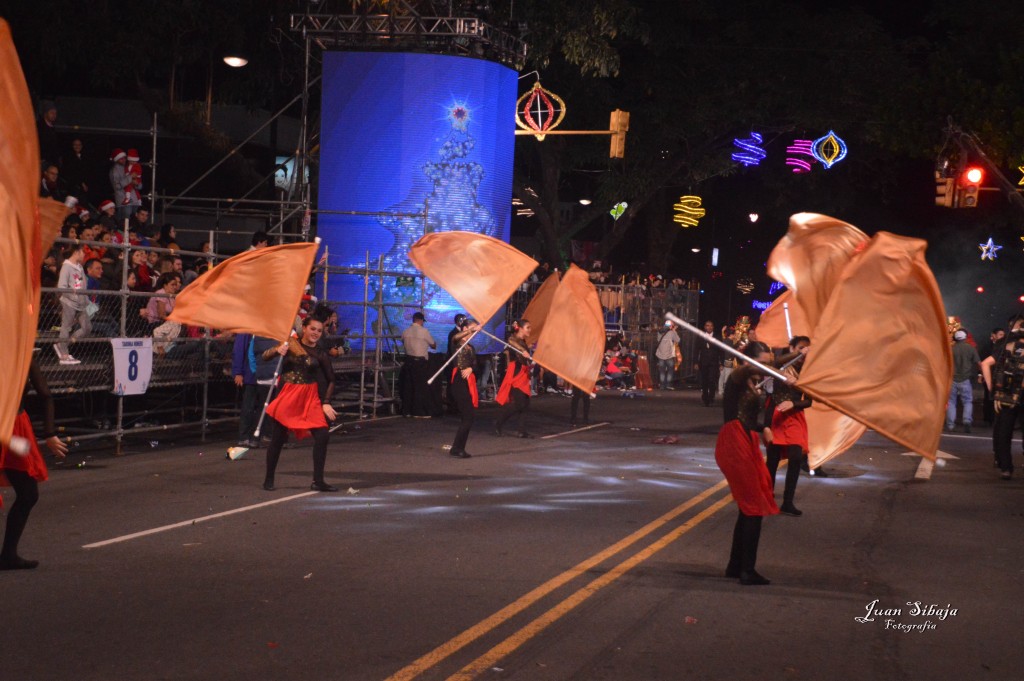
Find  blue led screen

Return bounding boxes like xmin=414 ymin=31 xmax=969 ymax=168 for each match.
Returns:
xmin=318 ymin=52 xmax=517 ymax=352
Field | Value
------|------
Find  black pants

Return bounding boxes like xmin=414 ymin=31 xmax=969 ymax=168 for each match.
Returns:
xmin=400 ymin=357 xmax=432 ymax=416
xmin=239 ymin=383 xmax=271 ymax=441
xmin=1 ymin=468 xmax=39 ymax=560
xmin=264 ymin=417 xmax=331 ymax=486
xmin=726 ymin=511 xmax=763 ymax=576
xmin=765 ymin=444 xmax=804 ymax=505
xmin=699 ymin=364 xmax=719 ymax=405
xmin=450 ymin=372 xmax=475 ymax=455
xmin=496 ymin=390 xmax=529 ymax=434
xmin=993 ymin=404 xmax=1024 ymax=473
xmin=571 ymin=387 xmax=591 ymax=424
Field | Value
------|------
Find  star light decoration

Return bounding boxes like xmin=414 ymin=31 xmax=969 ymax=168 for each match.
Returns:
xmin=673 ymin=195 xmax=706 ymax=228
xmin=811 ymin=130 xmax=848 ymax=169
xmin=979 ymin=237 xmax=1002 ymax=261
xmin=732 ymin=132 xmax=767 ymax=167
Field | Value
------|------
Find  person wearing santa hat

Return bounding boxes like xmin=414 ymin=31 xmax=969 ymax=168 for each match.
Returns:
xmin=97 ymin=199 xmax=118 ymax=233
xmin=109 ymin=148 xmax=132 ymax=222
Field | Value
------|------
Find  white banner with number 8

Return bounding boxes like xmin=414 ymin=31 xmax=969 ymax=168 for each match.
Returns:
xmin=111 ymin=338 xmax=153 ymax=395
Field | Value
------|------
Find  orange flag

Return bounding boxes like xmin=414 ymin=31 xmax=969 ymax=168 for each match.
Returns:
xmin=0 ymin=20 xmax=45 ymax=446
xmin=522 ymin=271 xmax=560 ymax=345
xmin=168 ymin=242 xmax=319 ymax=341
xmin=795 ymin=232 xmax=952 ymax=460
xmin=408 ymin=231 xmax=538 ymax=323
xmin=533 ymin=265 xmax=605 ymax=394
xmin=767 ymin=213 xmax=868 ymax=329
xmin=755 ymin=290 xmax=810 ymax=349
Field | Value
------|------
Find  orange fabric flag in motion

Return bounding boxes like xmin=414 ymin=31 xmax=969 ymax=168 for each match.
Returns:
xmin=408 ymin=231 xmax=538 ymax=324
xmin=0 ymin=20 xmax=45 ymax=446
xmin=521 ymin=271 xmax=560 ymax=345
xmin=533 ymin=265 xmax=605 ymax=394
xmin=168 ymin=242 xmax=319 ymax=342
xmin=795 ymin=232 xmax=952 ymax=460
xmin=754 ymin=290 xmax=810 ymax=350
xmin=766 ymin=212 xmax=868 ymax=329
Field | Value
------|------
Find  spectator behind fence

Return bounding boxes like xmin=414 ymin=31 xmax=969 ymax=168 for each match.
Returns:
xmin=109 ymin=149 xmax=131 ymax=222
xmin=60 ymin=138 xmax=90 ymax=202
xmin=40 ymin=165 xmax=65 ymax=202
xmin=84 ymin=258 xmax=118 ymax=337
xmin=54 ymin=243 xmax=90 ymax=365
xmin=250 ymin=231 xmax=269 ymax=250
xmin=157 ymin=224 xmax=180 ymax=251
xmin=36 ymin=100 xmax=59 ymax=166
xmin=146 ymin=272 xmax=183 ymax=355
xmin=97 ymin=199 xmax=118 ymax=233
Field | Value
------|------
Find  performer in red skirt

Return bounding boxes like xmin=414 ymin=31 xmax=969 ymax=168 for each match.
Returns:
xmin=766 ymin=336 xmax=812 ymax=516
xmin=261 ymin=317 xmax=338 ymax=492
xmin=495 ymin=319 xmax=533 ymax=438
xmin=717 ymin=341 xmax=779 ymax=586
xmin=1 ymin=356 xmax=68 ymax=570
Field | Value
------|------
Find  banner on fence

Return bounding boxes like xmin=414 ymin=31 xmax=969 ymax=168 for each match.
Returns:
xmin=111 ymin=338 xmax=152 ymax=395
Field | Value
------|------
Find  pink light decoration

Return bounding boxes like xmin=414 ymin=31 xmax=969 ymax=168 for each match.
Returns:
xmin=785 ymin=139 xmax=815 ymax=174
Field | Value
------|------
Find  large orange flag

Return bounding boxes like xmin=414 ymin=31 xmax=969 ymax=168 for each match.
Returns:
xmin=767 ymin=213 xmax=868 ymax=329
xmin=168 ymin=242 xmax=319 ymax=341
xmin=0 ymin=20 xmax=44 ymax=446
xmin=755 ymin=290 xmax=809 ymax=349
xmin=522 ymin=271 xmax=560 ymax=345
xmin=795 ymin=232 xmax=951 ymax=460
xmin=533 ymin=265 xmax=605 ymax=394
xmin=408 ymin=232 xmax=538 ymax=323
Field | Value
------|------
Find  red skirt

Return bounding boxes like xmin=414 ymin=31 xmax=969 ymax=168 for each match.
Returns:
xmin=496 ymin=364 xmax=530 ymax=406
xmin=265 ymin=382 xmax=327 ymax=440
xmin=771 ymin=408 xmax=809 ymax=452
xmin=714 ymin=420 xmax=779 ymax=517
xmin=1 ymin=411 xmax=49 ymax=507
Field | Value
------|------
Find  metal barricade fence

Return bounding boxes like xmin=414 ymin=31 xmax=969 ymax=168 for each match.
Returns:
xmin=34 ymin=238 xmax=235 ymax=453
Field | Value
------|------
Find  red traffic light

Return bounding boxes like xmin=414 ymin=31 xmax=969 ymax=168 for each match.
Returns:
xmin=964 ymin=167 xmax=984 ymax=184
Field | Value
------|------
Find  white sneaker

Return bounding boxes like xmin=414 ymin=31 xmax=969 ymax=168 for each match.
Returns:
xmin=59 ymin=355 xmax=81 ymax=365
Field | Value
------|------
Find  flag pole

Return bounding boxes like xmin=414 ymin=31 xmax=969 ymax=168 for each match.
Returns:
xmin=783 ymin=302 xmax=793 ymax=339
xmin=664 ymin=312 xmax=788 ymax=382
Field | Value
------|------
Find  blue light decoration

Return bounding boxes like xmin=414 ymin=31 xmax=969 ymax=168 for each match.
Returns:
xmin=785 ymin=139 xmax=815 ymax=173
xmin=811 ymin=130 xmax=848 ymax=169
xmin=752 ymin=281 xmax=787 ymax=311
xmin=317 ymin=52 xmax=517 ymax=351
xmin=731 ymin=132 xmax=767 ymax=167
xmin=609 ymin=202 xmax=628 ymax=220
xmin=979 ymin=237 xmax=1002 ymax=261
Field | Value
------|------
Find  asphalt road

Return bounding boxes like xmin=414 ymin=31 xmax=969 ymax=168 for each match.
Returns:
xmin=2 ymin=388 xmax=1022 ymax=681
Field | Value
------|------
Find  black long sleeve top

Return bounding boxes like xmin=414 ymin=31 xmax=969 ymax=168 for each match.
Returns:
xmin=263 ymin=340 xmax=335 ymax=403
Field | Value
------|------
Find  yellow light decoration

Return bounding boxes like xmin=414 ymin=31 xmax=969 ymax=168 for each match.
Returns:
xmin=1018 ymin=165 xmax=1024 ymax=186
xmin=515 ymin=81 xmax=566 ymax=141
xmin=673 ymin=195 xmax=706 ymax=228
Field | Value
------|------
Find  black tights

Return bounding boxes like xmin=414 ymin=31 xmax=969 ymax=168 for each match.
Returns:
xmin=766 ymin=444 xmax=804 ymax=505
xmin=496 ymin=391 xmax=529 ymax=434
xmin=264 ymin=418 xmax=331 ymax=486
xmin=726 ymin=511 xmax=763 ymax=576
xmin=2 ymin=469 xmax=39 ymax=560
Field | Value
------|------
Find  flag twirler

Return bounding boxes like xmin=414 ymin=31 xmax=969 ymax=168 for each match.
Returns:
xmin=533 ymin=265 xmax=605 ymax=394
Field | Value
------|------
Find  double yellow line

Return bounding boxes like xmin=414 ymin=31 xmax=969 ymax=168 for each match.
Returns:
xmin=386 ymin=479 xmax=734 ymax=681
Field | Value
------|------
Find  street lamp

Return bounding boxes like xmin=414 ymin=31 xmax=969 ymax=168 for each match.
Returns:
xmin=223 ymin=55 xmax=249 ymax=68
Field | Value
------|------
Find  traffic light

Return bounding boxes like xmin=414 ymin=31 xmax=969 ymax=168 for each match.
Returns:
xmin=956 ymin=166 xmax=984 ymax=208
xmin=934 ymin=171 xmax=954 ymax=207
xmin=609 ymin=109 xmax=629 ymax=159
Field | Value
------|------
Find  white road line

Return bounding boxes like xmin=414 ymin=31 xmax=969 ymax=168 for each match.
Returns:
xmin=541 ymin=422 xmax=611 ymax=440
xmin=82 ymin=491 xmax=318 ymax=549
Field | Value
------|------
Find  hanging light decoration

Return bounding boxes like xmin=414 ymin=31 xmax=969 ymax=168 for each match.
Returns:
xmin=515 ymin=81 xmax=566 ymax=141
xmin=811 ymin=130 xmax=848 ymax=169
xmin=731 ymin=132 xmax=767 ymax=167
xmin=735 ymin=278 xmax=755 ymax=294
xmin=673 ymin=195 xmax=706 ymax=228
xmin=979 ymin=237 xmax=1002 ymax=261
xmin=609 ymin=201 xmax=628 ymax=221
xmin=785 ymin=139 xmax=816 ymax=173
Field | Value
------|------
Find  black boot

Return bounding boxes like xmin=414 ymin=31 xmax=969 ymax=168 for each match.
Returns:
xmin=725 ymin=513 xmax=743 ymax=578
xmin=780 ymin=448 xmax=803 ymax=516
xmin=738 ymin=514 xmax=770 ymax=585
